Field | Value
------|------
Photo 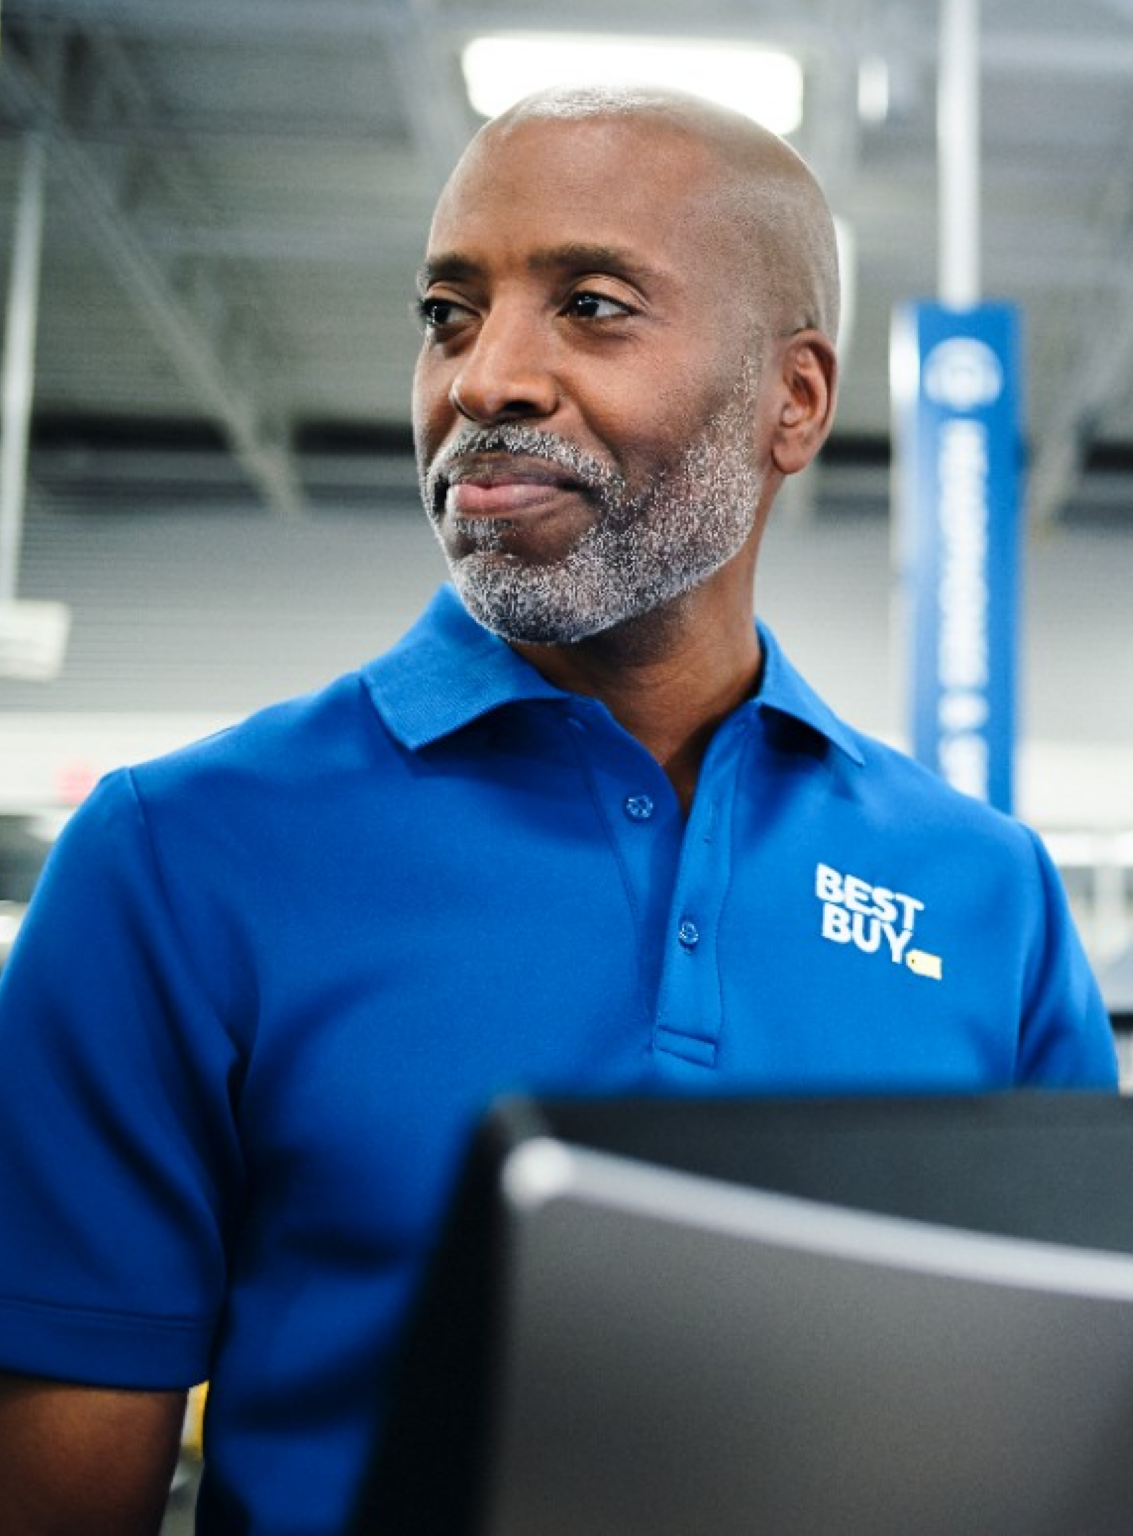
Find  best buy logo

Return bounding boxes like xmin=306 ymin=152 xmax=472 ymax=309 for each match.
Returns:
xmin=816 ymin=862 xmax=943 ymax=981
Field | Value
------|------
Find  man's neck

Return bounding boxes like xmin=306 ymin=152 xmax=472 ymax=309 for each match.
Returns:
xmin=513 ymin=599 xmax=762 ymax=815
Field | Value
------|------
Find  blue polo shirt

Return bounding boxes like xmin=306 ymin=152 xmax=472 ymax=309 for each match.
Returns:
xmin=0 ymin=584 xmax=1115 ymax=1534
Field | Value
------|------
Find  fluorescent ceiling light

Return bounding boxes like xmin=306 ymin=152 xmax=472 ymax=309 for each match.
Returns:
xmin=857 ymin=56 xmax=890 ymax=126
xmin=462 ymin=34 xmax=804 ymax=136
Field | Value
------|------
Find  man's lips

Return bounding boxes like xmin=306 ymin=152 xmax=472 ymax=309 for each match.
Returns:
xmin=442 ymin=458 xmax=582 ymax=520
xmin=446 ymin=479 xmax=572 ymax=517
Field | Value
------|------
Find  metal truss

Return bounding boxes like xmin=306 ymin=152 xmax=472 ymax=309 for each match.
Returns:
xmin=1026 ymin=108 xmax=1133 ymax=528
xmin=0 ymin=18 xmax=305 ymax=517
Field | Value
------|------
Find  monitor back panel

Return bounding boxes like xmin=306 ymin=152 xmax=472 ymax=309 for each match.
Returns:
xmin=483 ymin=1133 xmax=1133 ymax=1536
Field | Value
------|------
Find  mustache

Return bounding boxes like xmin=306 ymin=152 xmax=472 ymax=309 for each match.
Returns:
xmin=423 ymin=425 xmax=620 ymax=512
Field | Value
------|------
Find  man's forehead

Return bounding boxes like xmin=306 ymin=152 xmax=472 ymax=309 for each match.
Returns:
xmin=467 ymin=106 xmax=718 ymax=182
xmin=429 ymin=112 xmax=736 ymax=257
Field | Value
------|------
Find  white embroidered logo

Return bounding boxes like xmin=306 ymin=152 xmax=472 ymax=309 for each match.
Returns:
xmin=816 ymin=862 xmax=943 ymax=980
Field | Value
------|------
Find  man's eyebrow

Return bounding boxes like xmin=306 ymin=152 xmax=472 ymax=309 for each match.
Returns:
xmin=527 ymin=243 xmax=665 ymax=284
xmin=417 ymin=244 xmax=667 ymax=291
xmin=416 ymin=254 xmax=482 ymax=293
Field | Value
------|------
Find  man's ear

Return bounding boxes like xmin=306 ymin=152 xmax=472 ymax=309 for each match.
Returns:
xmin=769 ymin=332 xmax=838 ymax=476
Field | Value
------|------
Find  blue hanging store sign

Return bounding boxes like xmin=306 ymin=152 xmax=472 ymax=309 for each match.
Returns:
xmin=892 ymin=301 xmax=1022 ymax=814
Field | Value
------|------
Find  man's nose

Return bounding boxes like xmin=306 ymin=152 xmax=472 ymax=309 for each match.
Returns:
xmin=449 ymin=308 xmax=559 ymax=424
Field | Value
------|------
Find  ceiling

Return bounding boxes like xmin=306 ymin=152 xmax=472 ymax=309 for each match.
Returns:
xmin=5 ymin=0 xmax=1133 ymax=524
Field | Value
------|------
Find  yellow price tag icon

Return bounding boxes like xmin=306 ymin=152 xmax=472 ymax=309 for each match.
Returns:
xmin=906 ymin=949 xmax=943 ymax=981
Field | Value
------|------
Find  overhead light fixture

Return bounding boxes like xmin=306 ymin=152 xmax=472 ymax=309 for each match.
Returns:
xmin=462 ymin=34 xmax=804 ymax=136
xmin=857 ymin=56 xmax=891 ymax=126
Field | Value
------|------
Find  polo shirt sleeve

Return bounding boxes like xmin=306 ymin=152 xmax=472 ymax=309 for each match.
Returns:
xmin=1015 ymin=825 xmax=1118 ymax=1088
xmin=0 ymin=768 xmax=243 ymax=1388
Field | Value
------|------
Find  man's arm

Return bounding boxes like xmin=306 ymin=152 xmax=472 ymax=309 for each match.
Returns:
xmin=0 ymin=776 xmax=233 ymax=1533
xmin=0 ymin=1371 xmax=186 ymax=1536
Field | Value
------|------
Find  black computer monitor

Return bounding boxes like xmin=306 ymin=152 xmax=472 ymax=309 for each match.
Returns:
xmin=356 ymin=1092 xmax=1133 ymax=1536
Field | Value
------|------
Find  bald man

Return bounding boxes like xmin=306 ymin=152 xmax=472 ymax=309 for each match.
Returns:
xmin=0 ymin=89 xmax=1115 ymax=1535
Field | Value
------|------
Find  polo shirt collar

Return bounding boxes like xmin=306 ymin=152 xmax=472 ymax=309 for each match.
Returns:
xmin=365 ymin=583 xmax=864 ymax=765
xmin=754 ymin=621 xmax=865 ymax=766
xmin=363 ymin=585 xmax=567 ymax=749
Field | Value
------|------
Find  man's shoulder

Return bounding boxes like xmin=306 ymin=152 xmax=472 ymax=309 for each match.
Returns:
xmin=836 ymin=719 xmax=1042 ymax=866
xmin=758 ymin=627 xmax=1036 ymax=860
xmin=53 ymin=665 xmax=404 ymax=900
xmin=849 ymin=721 xmax=1007 ymax=813
xmin=128 ymin=665 xmax=381 ymax=796
xmin=105 ymin=587 xmax=510 ymax=834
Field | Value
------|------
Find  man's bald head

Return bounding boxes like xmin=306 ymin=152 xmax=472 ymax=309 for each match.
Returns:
xmin=465 ymin=85 xmax=841 ymax=346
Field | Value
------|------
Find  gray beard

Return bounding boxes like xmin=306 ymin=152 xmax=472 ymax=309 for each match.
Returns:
xmin=419 ymin=369 xmax=764 ymax=645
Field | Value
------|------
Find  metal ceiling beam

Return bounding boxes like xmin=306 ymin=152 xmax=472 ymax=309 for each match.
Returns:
xmin=5 ymin=0 xmax=408 ymax=40
xmin=135 ymin=216 xmax=423 ymax=265
xmin=1027 ymin=289 xmax=1133 ymax=528
xmin=1027 ymin=117 xmax=1133 ymax=528
xmin=0 ymin=134 xmax=47 ymax=605
xmin=0 ymin=24 xmax=304 ymax=517
xmin=12 ymin=0 xmax=1133 ymax=77
xmin=383 ymin=0 xmax=478 ymax=189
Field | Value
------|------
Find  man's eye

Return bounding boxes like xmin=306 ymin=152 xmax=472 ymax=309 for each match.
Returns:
xmin=565 ymin=291 xmax=631 ymax=320
xmin=415 ymin=296 xmax=473 ymax=331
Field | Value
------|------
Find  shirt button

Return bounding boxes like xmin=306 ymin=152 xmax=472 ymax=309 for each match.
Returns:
xmin=677 ymin=918 xmax=700 ymax=951
xmin=624 ymin=794 xmax=655 ymax=822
